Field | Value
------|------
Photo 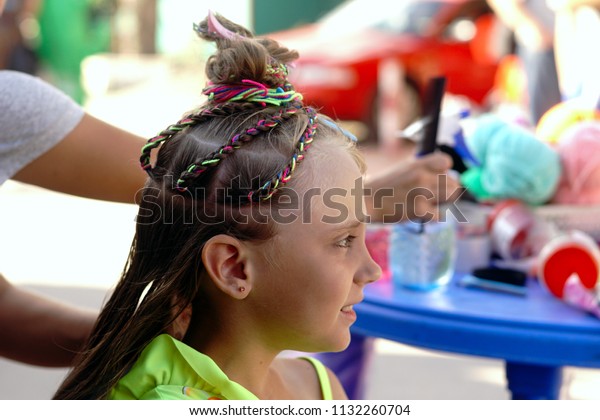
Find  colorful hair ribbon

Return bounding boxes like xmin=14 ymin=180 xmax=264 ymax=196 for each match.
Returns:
xmin=197 ymin=10 xmax=241 ymax=40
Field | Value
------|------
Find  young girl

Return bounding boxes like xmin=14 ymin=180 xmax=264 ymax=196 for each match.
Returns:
xmin=54 ymin=11 xmax=381 ymax=400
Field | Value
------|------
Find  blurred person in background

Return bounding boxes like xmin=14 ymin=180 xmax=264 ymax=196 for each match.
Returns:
xmin=35 ymin=0 xmax=114 ymax=103
xmin=487 ymin=0 xmax=562 ymax=124
xmin=548 ymin=0 xmax=600 ymax=108
xmin=0 ymin=0 xmax=115 ymax=104
xmin=0 ymin=0 xmax=40 ymax=74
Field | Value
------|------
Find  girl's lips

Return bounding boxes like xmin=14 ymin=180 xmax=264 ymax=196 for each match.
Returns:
xmin=340 ymin=305 xmax=357 ymax=321
xmin=341 ymin=297 xmax=362 ymax=312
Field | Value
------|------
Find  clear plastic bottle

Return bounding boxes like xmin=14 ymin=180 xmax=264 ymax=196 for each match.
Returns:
xmin=389 ymin=219 xmax=457 ymax=291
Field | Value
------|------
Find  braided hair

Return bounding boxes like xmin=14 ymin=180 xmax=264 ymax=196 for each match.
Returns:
xmin=54 ymin=11 xmax=359 ymax=400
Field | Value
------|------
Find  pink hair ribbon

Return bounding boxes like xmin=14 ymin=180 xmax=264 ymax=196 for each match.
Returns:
xmin=207 ymin=10 xmax=239 ymax=40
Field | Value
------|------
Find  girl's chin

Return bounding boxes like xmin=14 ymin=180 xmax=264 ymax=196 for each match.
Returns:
xmin=296 ymin=332 xmax=352 ymax=354
xmin=323 ymin=331 xmax=352 ymax=353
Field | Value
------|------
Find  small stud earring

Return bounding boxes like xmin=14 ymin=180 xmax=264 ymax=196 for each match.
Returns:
xmin=238 ymin=286 xmax=246 ymax=293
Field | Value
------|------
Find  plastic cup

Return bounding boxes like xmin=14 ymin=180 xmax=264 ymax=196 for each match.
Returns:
xmin=389 ymin=220 xmax=456 ymax=291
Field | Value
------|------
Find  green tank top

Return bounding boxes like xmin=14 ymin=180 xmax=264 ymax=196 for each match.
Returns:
xmin=109 ymin=334 xmax=333 ymax=400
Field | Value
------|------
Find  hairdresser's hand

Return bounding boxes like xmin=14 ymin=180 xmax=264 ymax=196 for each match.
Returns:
xmin=364 ymin=151 xmax=463 ymax=223
xmin=0 ymin=273 xmax=98 ymax=367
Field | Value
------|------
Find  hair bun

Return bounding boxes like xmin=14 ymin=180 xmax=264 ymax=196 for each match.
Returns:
xmin=195 ymin=11 xmax=299 ymax=89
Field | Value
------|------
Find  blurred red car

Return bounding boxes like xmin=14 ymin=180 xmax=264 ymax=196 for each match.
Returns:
xmin=270 ymin=0 xmax=506 ymax=140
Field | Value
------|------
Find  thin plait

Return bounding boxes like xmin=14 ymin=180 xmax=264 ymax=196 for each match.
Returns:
xmin=175 ymin=103 xmax=304 ymax=192
xmin=140 ymin=117 xmax=200 ymax=175
xmin=247 ymin=107 xmax=318 ymax=202
xmin=139 ymin=102 xmax=260 ymax=176
xmin=264 ymin=61 xmax=289 ymax=88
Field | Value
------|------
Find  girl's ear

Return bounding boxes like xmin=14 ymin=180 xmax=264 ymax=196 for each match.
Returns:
xmin=202 ymin=234 xmax=251 ymax=299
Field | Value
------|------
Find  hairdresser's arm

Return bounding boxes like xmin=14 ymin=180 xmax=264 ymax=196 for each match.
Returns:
xmin=12 ymin=113 xmax=147 ymax=204
xmin=0 ymin=274 xmax=97 ymax=367
xmin=363 ymin=152 xmax=462 ymax=223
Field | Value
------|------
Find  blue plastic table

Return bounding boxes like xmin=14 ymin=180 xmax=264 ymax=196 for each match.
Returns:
xmin=351 ymin=275 xmax=600 ymax=399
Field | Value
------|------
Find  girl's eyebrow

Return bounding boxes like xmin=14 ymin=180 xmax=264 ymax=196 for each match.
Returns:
xmin=331 ymin=219 xmax=363 ymax=233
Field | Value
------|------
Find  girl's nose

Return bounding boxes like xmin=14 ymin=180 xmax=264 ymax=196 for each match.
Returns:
xmin=356 ymin=244 xmax=382 ymax=286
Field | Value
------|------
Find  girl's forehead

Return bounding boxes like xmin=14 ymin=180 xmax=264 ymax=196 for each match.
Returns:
xmin=306 ymin=142 xmax=363 ymax=186
xmin=261 ymin=144 xmax=364 ymax=235
xmin=296 ymin=148 xmax=365 ymax=221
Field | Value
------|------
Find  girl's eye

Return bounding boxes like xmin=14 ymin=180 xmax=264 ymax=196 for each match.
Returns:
xmin=336 ymin=235 xmax=356 ymax=248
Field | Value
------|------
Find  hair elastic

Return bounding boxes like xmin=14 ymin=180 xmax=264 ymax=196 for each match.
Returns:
xmin=320 ymin=118 xmax=358 ymax=142
xmin=203 ymin=80 xmax=302 ymax=107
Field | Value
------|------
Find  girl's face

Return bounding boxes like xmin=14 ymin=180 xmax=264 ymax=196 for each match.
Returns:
xmin=247 ymin=143 xmax=381 ymax=353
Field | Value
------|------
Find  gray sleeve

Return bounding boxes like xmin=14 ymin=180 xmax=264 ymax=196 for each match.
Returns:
xmin=0 ymin=70 xmax=85 ymax=185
